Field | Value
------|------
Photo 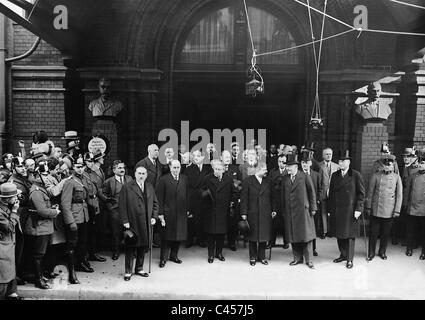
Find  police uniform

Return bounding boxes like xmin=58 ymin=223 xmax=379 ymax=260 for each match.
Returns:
xmin=27 ymin=182 xmax=57 ymax=289
xmin=61 ymin=172 xmax=91 ymax=274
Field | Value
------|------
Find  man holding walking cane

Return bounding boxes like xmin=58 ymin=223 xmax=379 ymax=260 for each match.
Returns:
xmin=119 ymin=165 xmax=158 ymax=281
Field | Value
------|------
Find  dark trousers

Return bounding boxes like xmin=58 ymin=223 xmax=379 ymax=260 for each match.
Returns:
xmin=337 ymin=238 xmax=355 ymax=261
xmin=319 ymin=200 xmax=329 ymax=235
xmin=187 ymin=210 xmax=206 ymax=244
xmin=391 ymin=208 xmax=406 ymax=243
xmin=406 ymin=215 xmax=425 ymax=252
xmin=15 ymin=227 xmax=25 ymax=277
xmin=65 ymin=222 xmax=88 ymax=263
xmin=27 ymin=234 xmax=50 ymax=274
xmin=0 ymin=279 xmax=17 ymax=300
xmin=227 ymin=213 xmax=239 ymax=246
xmin=160 ymin=240 xmax=180 ymax=261
xmin=109 ymin=208 xmax=122 ymax=254
xmin=87 ymin=208 xmax=102 ymax=255
xmin=125 ymin=246 xmax=147 ymax=274
xmin=369 ymin=216 xmax=393 ymax=255
xmin=292 ymin=241 xmax=313 ymax=263
xmin=207 ymin=234 xmax=224 ymax=257
xmin=269 ymin=213 xmax=287 ymax=246
xmin=248 ymin=241 xmax=266 ymax=261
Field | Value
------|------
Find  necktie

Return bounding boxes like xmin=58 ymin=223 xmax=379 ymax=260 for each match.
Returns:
xmin=174 ymin=175 xmax=178 ymax=181
xmin=152 ymin=159 xmax=156 ymax=166
xmin=121 ymin=177 xmax=124 ymax=184
xmin=291 ymin=175 xmax=295 ymax=183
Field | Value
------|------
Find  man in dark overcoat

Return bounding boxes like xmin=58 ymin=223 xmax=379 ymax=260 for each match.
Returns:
xmin=119 ymin=165 xmax=158 ymax=281
xmin=156 ymin=160 xmax=189 ymax=268
xmin=280 ymin=154 xmax=317 ymax=269
xmin=184 ymin=150 xmax=212 ymax=248
xmin=300 ymin=152 xmax=322 ymax=257
xmin=202 ymin=160 xmax=235 ymax=263
xmin=328 ymin=151 xmax=365 ymax=269
xmin=268 ymin=154 xmax=289 ymax=249
xmin=240 ymin=162 xmax=277 ymax=266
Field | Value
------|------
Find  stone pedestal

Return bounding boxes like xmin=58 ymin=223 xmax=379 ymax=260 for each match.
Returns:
xmin=355 ymin=122 xmax=388 ymax=184
xmin=91 ymin=119 xmax=117 ymax=171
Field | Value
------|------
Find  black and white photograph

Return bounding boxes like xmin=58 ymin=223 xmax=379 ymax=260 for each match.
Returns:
xmin=0 ymin=0 xmax=424 ymax=306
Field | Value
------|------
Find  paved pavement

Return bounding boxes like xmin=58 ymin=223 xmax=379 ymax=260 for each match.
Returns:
xmin=17 ymin=237 xmax=425 ymax=300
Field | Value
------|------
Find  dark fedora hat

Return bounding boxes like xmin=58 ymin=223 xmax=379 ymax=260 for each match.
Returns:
xmin=338 ymin=150 xmax=352 ymax=161
xmin=286 ymin=153 xmax=299 ymax=166
xmin=237 ymin=220 xmax=251 ymax=236
xmin=123 ymin=228 xmax=138 ymax=246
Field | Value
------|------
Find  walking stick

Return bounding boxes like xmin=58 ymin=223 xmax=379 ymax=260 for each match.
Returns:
xmin=361 ymin=211 xmax=369 ymax=262
xmin=149 ymin=223 xmax=153 ymax=273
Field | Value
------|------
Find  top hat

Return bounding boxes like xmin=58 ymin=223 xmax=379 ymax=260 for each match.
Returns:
xmin=237 ymin=219 xmax=251 ymax=236
xmin=302 ymin=141 xmax=315 ymax=152
xmin=300 ymin=151 xmax=313 ymax=162
xmin=338 ymin=150 xmax=352 ymax=161
xmin=61 ymin=131 xmax=80 ymax=140
xmin=286 ymin=153 xmax=299 ymax=165
xmin=0 ymin=182 xmax=22 ymax=198
xmin=123 ymin=228 xmax=138 ymax=246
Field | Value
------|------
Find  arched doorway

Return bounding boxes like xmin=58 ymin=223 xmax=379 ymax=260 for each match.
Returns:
xmin=172 ymin=3 xmax=308 ymax=147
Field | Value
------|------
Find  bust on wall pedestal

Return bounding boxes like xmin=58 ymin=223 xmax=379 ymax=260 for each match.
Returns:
xmin=354 ymin=82 xmax=392 ymax=122
xmin=88 ymin=78 xmax=123 ymax=167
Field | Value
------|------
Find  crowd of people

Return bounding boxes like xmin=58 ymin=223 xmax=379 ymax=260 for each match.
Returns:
xmin=0 ymin=130 xmax=423 ymax=299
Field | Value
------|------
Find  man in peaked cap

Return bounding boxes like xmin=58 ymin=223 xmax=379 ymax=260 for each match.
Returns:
xmin=328 ymin=150 xmax=365 ymax=269
xmin=403 ymin=150 xmax=425 ymax=259
xmin=0 ymin=183 xmax=22 ymax=299
xmin=372 ymin=143 xmax=399 ymax=174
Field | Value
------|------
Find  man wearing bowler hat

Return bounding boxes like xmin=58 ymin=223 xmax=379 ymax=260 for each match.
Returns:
xmin=0 ymin=183 xmax=22 ymax=300
xmin=280 ymin=154 xmax=317 ymax=269
xmin=119 ymin=165 xmax=158 ymax=281
xmin=328 ymin=150 xmax=365 ymax=269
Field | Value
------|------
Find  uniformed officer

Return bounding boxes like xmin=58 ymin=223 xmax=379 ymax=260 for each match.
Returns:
xmin=365 ymin=154 xmax=402 ymax=261
xmin=26 ymin=160 xmax=60 ymax=289
xmin=83 ymin=151 xmax=107 ymax=262
xmin=61 ymin=156 xmax=91 ymax=284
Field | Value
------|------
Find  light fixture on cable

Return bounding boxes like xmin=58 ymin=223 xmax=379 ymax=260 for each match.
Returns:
xmin=245 ymin=52 xmax=264 ymax=97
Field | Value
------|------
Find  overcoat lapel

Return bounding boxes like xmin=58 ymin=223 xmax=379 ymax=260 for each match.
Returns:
xmin=129 ymin=181 xmax=144 ymax=201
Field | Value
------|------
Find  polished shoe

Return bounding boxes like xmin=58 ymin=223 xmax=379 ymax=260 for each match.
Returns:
xmin=260 ymin=259 xmax=268 ymax=265
xmin=406 ymin=249 xmax=413 ymax=256
xmin=333 ymin=257 xmax=346 ymax=263
xmin=89 ymin=253 xmax=107 ymax=262
xmin=283 ymin=243 xmax=290 ymax=249
xmin=215 ymin=254 xmax=225 ymax=261
xmin=229 ymin=245 xmax=236 ymax=251
xmin=75 ymin=263 xmax=94 ymax=273
xmin=306 ymin=262 xmax=315 ymax=269
xmin=112 ymin=253 xmax=120 ymax=260
xmin=289 ymin=260 xmax=303 ymax=266
xmin=208 ymin=257 xmax=214 ymax=263
xmin=170 ymin=257 xmax=182 ymax=264
xmin=136 ymin=270 xmax=149 ymax=277
xmin=159 ymin=260 xmax=166 ymax=268
xmin=124 ymin=274 xmax=132 ymax=281
xmin=346 ymin=261 xmax=353 ymax=269
xmin=313 ymin=250 xmax=318 ymax=257
xmin=379 ymin=253 xmax=388 ymax=260
xmin=367 ymin=255 xmax=375 ymax=261
xmin=420 ymin=253 xmax=425 ymax=260
xmin=250 ymin=260 xmax=256 ymax=266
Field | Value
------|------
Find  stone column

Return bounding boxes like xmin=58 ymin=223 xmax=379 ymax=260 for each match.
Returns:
xmin=355 ymin=122 xmax=389 ymax=183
